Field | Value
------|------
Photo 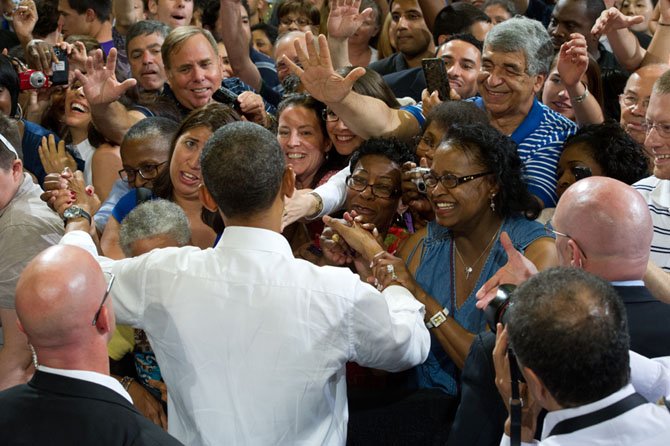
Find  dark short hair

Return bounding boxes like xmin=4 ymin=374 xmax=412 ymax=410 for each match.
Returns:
xmin=433 ymin=3 xmax=490 ymax=44
xmin=126 ymin=20 xmax=172 ymax=53
xmin=483 ymin=0 xmax=517 ymax=15
xmin=441 ymin=123 xmax=541 ymax=219
xmin=251 ymin=22 xmax=279 ymax=46
xmin=442 ymin=32 xmax=484 ymax=54
xmin=34 ymin=0 xmax=60 ymax=38
xmin=201 ymin=121 xmax=286 ymax=218
xmin=0 ymin=114 xmax=21 ymax=169
xmin=424 ymin=100 xmax=489 ymax=134
xmin=337 ymin=67 xmax=401 ymax=109
xmin=152 ymin=102 xmax=241 ymax=200
xmin=64 ymin=0 xmax=112 ymax=21
xmin=349 ymin=137 xmax=417 ymax=173
xmin=0 ymin=55 xmax=19 ymax=117
xmin=508 ymin=267 xmax=630 ymax=407
xmin=562 ymin=121 xmax=649 ymax=184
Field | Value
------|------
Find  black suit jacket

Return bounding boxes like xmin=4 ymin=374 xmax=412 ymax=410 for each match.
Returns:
xmin=446 ymin=284 xmax=670 ymax=446
xmin=0 ymin=370 xmax=183 ymax=446
xmin=616 ymin=285 xmax=670 ymax=358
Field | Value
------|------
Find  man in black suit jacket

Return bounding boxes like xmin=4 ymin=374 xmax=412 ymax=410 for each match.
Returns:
xmin=0 ymin=244 xmax=182 ymax=446
xmin=448 ymin=177 xmax=670 ymax=445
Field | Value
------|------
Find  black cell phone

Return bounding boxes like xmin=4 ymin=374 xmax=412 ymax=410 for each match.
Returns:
xmin=422 ymin=58 xmax=451 ymax=101
xmin=212 ymin=86 xmax=243 ymax=115
xmin=51 ymin=46 xmax=69 ymax=86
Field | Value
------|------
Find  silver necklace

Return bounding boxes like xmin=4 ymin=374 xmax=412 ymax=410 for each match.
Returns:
xmin=454 ymin=224 xmax=502 ymax=280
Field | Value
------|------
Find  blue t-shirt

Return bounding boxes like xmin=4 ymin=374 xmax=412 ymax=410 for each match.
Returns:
xmin=408 ymin=214 xmax=550 ymax=395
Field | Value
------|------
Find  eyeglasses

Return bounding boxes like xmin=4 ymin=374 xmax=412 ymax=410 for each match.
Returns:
xmin=544 ymin=220 xmax=569 ymax=239
xmin=642 ymin=121 xmax=670 ymax=138
xmin=118 ymin=162 xmax=167 ymax=183
xmin=322 ymin=108 xmax=339 ymax=122
xmin=279 ymin=17 xmax=311 ymax=27
xmin=92 ymin=272 xmax=115 ymax=326
xmin=618 ymin=94 xmax=649 ymax=111
xmin=423 ymin=171 xmax=493 ymax=189
xmin=346 ymin=175 xmax=398 ymax=199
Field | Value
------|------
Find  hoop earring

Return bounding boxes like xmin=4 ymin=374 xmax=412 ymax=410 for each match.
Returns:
xmin=14 ymin=103 xmax=23 ymax=120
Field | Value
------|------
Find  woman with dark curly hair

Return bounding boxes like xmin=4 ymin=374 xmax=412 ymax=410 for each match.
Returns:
xmin=556 ymin=121 xmax=650 ymax=198
xmin=325 ymin=123 xmax=557 ymax=398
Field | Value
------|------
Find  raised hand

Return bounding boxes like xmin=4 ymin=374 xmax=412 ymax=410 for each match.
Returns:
xmin=237 ymin=91 xmax=267 ymax=126
xmin=12 ymin=0 xmax=38 ymax=44
xmin=285 ymin=31 xmax=366 ymax=104
xmin=74 ymin=48 xmax=137 ymax=106
xmin=591 ymin=7 xmax=644 ymax=37
xmin=65 ymin=169 xmax=101 ymax=216
xmin=557 ymin=33 xmax=588 ymax=88
xmin=38 ymin=135 xmax=76 ymax=174
xmin=475 ymin=232 xmax=537 ymax=310
xmin=328 ymin=0 xmax=373 ymax=39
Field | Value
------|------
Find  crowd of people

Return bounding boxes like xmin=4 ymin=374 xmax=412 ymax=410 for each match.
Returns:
xmin=1 ymin=0 xmax=670 ymax=444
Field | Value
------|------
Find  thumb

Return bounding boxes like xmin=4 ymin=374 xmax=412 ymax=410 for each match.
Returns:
xmin=343 ymin=66 xmax=366 ymax=89
xmin=419 ymin=156 xmax=429 ymax=168
xmin=500 ymin=231 xmax=521 ymax=260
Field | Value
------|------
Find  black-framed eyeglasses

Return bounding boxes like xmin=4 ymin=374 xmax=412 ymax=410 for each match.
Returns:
xmin=118 ymin=162 xmax=167 ymax=183
xmin=92 ymin=272 xmax=115 ymax=326
xmin=279 ymin=17 xmax=312 ymax=27
xmin=322 ymin=108 xmax=339 ymax=122
xmin=346 ymin=175 xmax=398 ymax=199
xmin=423 ymin=171 xmax=493 ymax=189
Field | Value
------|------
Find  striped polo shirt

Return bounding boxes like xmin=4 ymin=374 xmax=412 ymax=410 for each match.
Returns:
xmin=634 ymin=176 xmax=670 ymax=271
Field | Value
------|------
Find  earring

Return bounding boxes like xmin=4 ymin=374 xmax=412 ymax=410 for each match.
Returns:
xmin=490 ymin=193 xmax=496 ymax=212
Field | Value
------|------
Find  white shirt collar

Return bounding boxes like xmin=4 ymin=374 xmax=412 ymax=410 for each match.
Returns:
xmin=217 ymin=226 xmax=293 ymax=257
xmin=541 ymin=384 xmax=636 ymax=439
xmin=610 ymin=280 xmax=645 ymax=287
xmin=38 ymin=365 xmax=133 ymax=403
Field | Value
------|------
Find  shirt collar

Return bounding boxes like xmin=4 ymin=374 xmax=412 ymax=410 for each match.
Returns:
xmin=510 ymin=98 xmax=543 ymax=144
xmin=37 ymin=365 xmax=133 ymax=403
xmin=541 ymin=384 xmax=636 ymax=439
xmin=217 ymin=226 xmax=294 ymax=258
xmin=610 ymin=280 xmax=645 ymax=287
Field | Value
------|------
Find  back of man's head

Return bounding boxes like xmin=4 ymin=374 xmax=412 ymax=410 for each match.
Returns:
xmin=508 ymin=267 xmax=630 ymax=408
xmin=15 ymin=245 xmax=112 ymax=362
xmin=483 ymin=16 xmax=553 ymax=77
xmin=66 ymin=0 xmax=112 ymax=22
xmin=555 ymin=177 xmax=652 ymax=280
xmin=201 ymin=121 xmax=285 ymax=219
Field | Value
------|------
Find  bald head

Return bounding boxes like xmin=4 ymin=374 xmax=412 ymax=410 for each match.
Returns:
xmin=553 ymin=177 xmax=652 ymax=280
xmin=15 ymin=245 xmax=113 ymax=359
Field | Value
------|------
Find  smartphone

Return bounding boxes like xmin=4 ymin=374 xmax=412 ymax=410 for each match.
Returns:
xmin=50 ymin=46 xmax=69 ymax=86
xmin=422 ymin=58 xmax=451 ymax=101
xmin=212 ymin=86 xmax=243 ymax=115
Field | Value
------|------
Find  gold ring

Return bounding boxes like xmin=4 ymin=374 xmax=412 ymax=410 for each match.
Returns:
xmin=332 ymin=233 xmax=340 ymax=243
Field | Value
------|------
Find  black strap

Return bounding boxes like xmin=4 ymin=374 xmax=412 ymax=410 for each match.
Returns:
xmin=548 ymin=392 xmax=647 ymax=437
xmin=508 ymin=349 xmax=523 ymax=446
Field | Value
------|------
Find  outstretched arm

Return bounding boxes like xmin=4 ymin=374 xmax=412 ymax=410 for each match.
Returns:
xmin=327 ymin=0 xmax=374 ymax=69
xmin=285 ymin=32 xmax=421 ymax=140
xmin=591 ymin=7 xmax=645 ymax=72
xmin=218 ymin=0 xmax=263 ymax=91
xmin=75 ymin=48 xmax=143 ymax=145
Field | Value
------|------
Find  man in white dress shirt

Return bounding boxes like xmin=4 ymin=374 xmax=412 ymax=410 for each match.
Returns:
xmin=493 ymin=267 xmax=670 ymax=445
xmin=60 ymin=121 xmax=430 ymax=445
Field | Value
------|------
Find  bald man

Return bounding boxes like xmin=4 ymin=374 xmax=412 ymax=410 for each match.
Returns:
xmin=0 ymin=245 xmax=182 ymax=446
xmin=447 ymin=177 xmax=670 ymax=446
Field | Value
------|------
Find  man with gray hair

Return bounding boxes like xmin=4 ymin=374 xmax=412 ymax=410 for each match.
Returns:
xmin=0 ymin=115 xmax=63 ymax=390
xmin=284 ymin=17 xmax=577 ymax=224
xmin=58 ymin=121 xmax=430 ymax=445
xmin=119 ymin=199 xmax=191 ymax=257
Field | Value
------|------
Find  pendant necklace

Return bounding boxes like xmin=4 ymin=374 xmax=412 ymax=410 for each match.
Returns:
xmin=454 ymin=224 xmax=502 ymax=280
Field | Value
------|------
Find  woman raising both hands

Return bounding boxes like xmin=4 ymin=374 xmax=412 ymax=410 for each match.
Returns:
xmin=325 ymin=124 xmax=557 ymax=398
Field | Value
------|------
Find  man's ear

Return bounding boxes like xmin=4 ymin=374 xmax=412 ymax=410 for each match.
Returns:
xmin=16 ymin=318 xmax=26 ymax=335
xmin=532 ymin=72 xmax=547 ymax=95
xmin=11 ymin=159 xmax=23 ymax=180
xmin=282 ymin=166 xmax=295 ymax=199
xmin=567 ymin=238 xmax=584 ymax=269
xmin=85 ymin=8 xmax=97 ymax=23
xmin=147 ymin=0 xmax=159 ymax=15
xmin=198 ymin=184 xmax=219 ymax=212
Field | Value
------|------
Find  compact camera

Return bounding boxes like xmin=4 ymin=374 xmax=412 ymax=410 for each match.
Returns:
xmin=19 ymin=47 xmax=68 ymax=91
xmin=408 ymin=166 xmax=430 ymax=194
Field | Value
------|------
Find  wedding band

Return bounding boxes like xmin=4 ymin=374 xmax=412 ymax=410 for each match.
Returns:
xmin=332 ymin=234 xmax=340 ymax=243
xmin=386 ymin=264 xmax=394 ymax=274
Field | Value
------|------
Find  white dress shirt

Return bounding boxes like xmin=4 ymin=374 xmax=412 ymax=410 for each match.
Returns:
xmin=62 ymin=227 xmax=429 ymax=446
xmin=500 ymin=384 xmax=670 ymax=445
